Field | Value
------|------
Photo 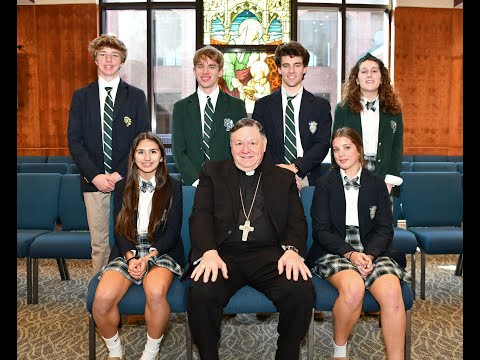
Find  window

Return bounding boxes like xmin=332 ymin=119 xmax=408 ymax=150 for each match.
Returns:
xmin=100 ymin=1 xmax=391 ymax=135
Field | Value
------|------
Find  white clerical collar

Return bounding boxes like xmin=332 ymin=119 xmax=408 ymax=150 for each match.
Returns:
xmin=245 ymin=170 xmax=255 ymax=176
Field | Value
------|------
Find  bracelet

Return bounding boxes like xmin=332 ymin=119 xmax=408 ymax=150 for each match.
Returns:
xmin=126 ymin=256 xmax=137 ymax=265
xmin=348 ymin=251 xmax=355 ymax=261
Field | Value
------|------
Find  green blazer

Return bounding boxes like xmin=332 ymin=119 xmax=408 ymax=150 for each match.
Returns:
xmin=332 ymin=102 xmax=403 ymax=180
xmin=172 ymin=90 xmax=247 ymax=185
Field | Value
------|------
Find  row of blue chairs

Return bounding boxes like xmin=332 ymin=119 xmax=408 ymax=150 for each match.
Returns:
xmin=17 ymin=173 xmax=91 ymax=304
xmin=85 ymin=185 xmax=413 ymax=360
xmin=401 ymin=161 xmax=462 ymax=173
xmin=17 ymin=161 xmax=180 ymax=179
xmin=17 ymin=154 xmax=463 ymax=165
xmin=17 ymin=174 xmax=414 ymax=360
xmin=402 ymin=155 xmax=462 ymax=162
xmin=17 ymin=154 xmax=176 ymax=164
xmin=18 ymin=171 xmax=462 ymax=358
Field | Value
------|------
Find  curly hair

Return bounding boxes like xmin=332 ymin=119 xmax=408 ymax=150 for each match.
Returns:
xmin=88 ymin=34 xmax=128 ymax=64
xmin=115 ymin=132 xmax=174 ymax=245
xmin=340 ymin=53 xmax=402 ymax=115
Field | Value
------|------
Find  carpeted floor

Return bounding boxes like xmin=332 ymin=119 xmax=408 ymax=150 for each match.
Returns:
xmin=17 ymin=254 xmax=463 ymax=359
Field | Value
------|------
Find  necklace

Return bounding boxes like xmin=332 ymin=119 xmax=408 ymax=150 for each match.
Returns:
xmin=239 ymin=172 xmax=262 ymax=241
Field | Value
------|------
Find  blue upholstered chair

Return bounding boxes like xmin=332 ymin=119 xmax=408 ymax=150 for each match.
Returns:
xmin=392 ymin=188 xmax=418 ymax=299
xmin=412 ymin=155 xmax=448 ymax=162
xmin=19 ymin=162 xmax=69 ymax=174
xmin=66 ymin=163 xmax=80 ymax=174
xmin=47 ymin=155 xmax=75 ymax=164
xmin=402 ymin=155 xmax=413 ymax=162
xmin=85 ymin=186 xmax=196 ymax=360
xmin=456 ymin=161 xmax=463 ymax=174
xmin=17 ymin=173 xmax=62 ymax=304
xmin=448 ymin=155 xmax=463 ymax=162
xmin=167 ymin=162 xmax=179 ymax=174
xmin=169 ymin=173 xmax=182 ymax=181
xmin=29 ymin=174 xmax=91 ymax=304
xmin=301 ymin=186 xmax=413 ymax=360
xmin=411 ymin=161 xmax=457 ymax=172
xmin=400 ymin=171 xmax=463 ymax=300
xmin=17 ymin=155 xmax=48 ymax=163
xmin=401 ymin=161 xmax=412 ymax=172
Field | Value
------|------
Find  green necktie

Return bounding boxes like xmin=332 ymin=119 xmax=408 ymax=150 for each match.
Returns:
xmin=103 ymin=86 xmax=114 ymax=173
xmin=284 ymin=94 xmax=297 ymax=164
xmin=203 ymin=95 xmax=214 ymax=161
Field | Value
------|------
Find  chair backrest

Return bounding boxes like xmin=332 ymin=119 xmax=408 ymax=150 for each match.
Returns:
xmin=47 ymin=155 xmax=75 ymax=164
xmin=17 ymin=155 xmax=48 ymax=163
xmin=166 ymin=154 xmax=174 ymax=163
xmin=300 ymin=186 xmax=315 ymax=251
xmin=58 ymin=174 xmax=89 ymax=231
xmin=402 ymin=155 xmax=413 ymax=162
xmin=401 ymin=161 xmax=412 ymax=172
xmin=19 ymin=162 xmax=68 ymax=174
xmin=448 ymin=155 xmax=463 ymax=162
xmin=400 ymin=171 xmax=463 ymax=227
xmin=167 ymin=163 xmax=179 ymax=174
xmin=181 ymin=186 xmax=196 ymax=259
xmin=67 ymin=163 xmax=80 ymax=174
xmin=412 ymin=155 xmax=449 ymax=162
xmin=17 ymin=173 xmax=61 ymax=230
xmin=170 ymin=173 xmax=182 ymax=181
xmin=456 ymin=162 xmax=463 ymax=174
xmin=411 ymin=161 xmax=457 ymax=172
xmin=320 ymin=162 xmax=332 ymax=177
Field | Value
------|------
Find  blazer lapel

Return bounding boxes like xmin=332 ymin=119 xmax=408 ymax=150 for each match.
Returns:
xmin=224 ymin=161 xmax=241 ymax=225
xmin=87 ymin=82 xmax=102 ymax=138
xmin=298 ymin=90 xmax=314 ymax=141
xmin=113 ymin=79 xmax=128 ymax=123
xmin=271 ymin=91 xmax=285 ymax=146
xmin=186 ymin=93 xmax=203 ymax=144
xmin=210 ymin=91 xmax=228 ymax=139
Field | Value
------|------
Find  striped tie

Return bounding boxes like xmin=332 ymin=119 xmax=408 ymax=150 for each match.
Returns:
xmin=103 ymin=86 xmax=114 ymax=173
xmin=284 ymin=95 xmax=297 ymax=164
xmin=203 ymin=95 xmax=214 ymax=161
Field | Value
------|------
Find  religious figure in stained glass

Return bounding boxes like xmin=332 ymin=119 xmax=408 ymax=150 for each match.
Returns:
xmin=203 ymin=0 xmax=291 ymax=113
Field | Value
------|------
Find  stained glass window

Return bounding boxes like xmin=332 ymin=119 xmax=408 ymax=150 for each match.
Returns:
xmin=203 ymin=0 xmax=292 ymax=113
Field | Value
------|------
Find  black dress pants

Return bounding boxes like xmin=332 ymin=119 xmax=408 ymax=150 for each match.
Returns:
xmin=187 ymin=243 xmax=314 ymax=360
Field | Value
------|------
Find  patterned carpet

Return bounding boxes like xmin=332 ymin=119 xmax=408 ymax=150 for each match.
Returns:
xmin=17 ymin=255 xmax=463 ymax=359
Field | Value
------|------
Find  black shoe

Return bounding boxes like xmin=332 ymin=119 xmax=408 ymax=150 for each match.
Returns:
xmin=223 ymin=314 xmax=237 ymax=320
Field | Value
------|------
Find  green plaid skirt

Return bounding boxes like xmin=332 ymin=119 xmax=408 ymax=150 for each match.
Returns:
xmin=99 ymin=233 xmax=183 ymax=285
xmin=311 ymin=226 xmax=411 ymax=289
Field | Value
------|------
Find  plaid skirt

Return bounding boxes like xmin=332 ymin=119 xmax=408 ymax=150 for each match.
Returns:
xmin=99 ymin=233 xmax=183 ymax=285
xmin=311 ymin=226 xmax=411 ymax=289
xmin=364 ymin=154 xmax=377 ymax=172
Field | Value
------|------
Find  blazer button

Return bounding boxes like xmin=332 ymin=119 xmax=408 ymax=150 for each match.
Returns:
xmin=377 ymin=159 xmax=381 ymax=162
xmin=227 ymin=230 xmax=232 ymax=234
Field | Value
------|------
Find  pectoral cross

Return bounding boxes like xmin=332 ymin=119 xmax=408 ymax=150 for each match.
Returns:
xmin=239 ymin=219 xmax=254 ymax=241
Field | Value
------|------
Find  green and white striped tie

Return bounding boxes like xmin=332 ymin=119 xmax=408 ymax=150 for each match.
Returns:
xmin=103 ymin=86 xmax=114 ymax=173
xmin=203 ymin=95 xmax=214 ymax=161
xmin=284 ymin=95 xmax=297 ymax=164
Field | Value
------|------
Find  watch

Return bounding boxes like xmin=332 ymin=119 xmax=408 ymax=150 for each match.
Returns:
xmin=283 ymin=245 xmax=299 ymax=254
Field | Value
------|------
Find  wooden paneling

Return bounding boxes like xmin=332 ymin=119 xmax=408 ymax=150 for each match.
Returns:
xmin=393 ymin=7 xmax=463 ymax=155
xmin=17 ymin=4 xmax=98 ymax=156
xmin=17 ymin=5 xmax=463 ymax=157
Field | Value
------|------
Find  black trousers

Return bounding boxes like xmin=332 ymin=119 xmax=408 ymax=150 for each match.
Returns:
xmin=187 ymin=242 xmax=314 ymax=360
